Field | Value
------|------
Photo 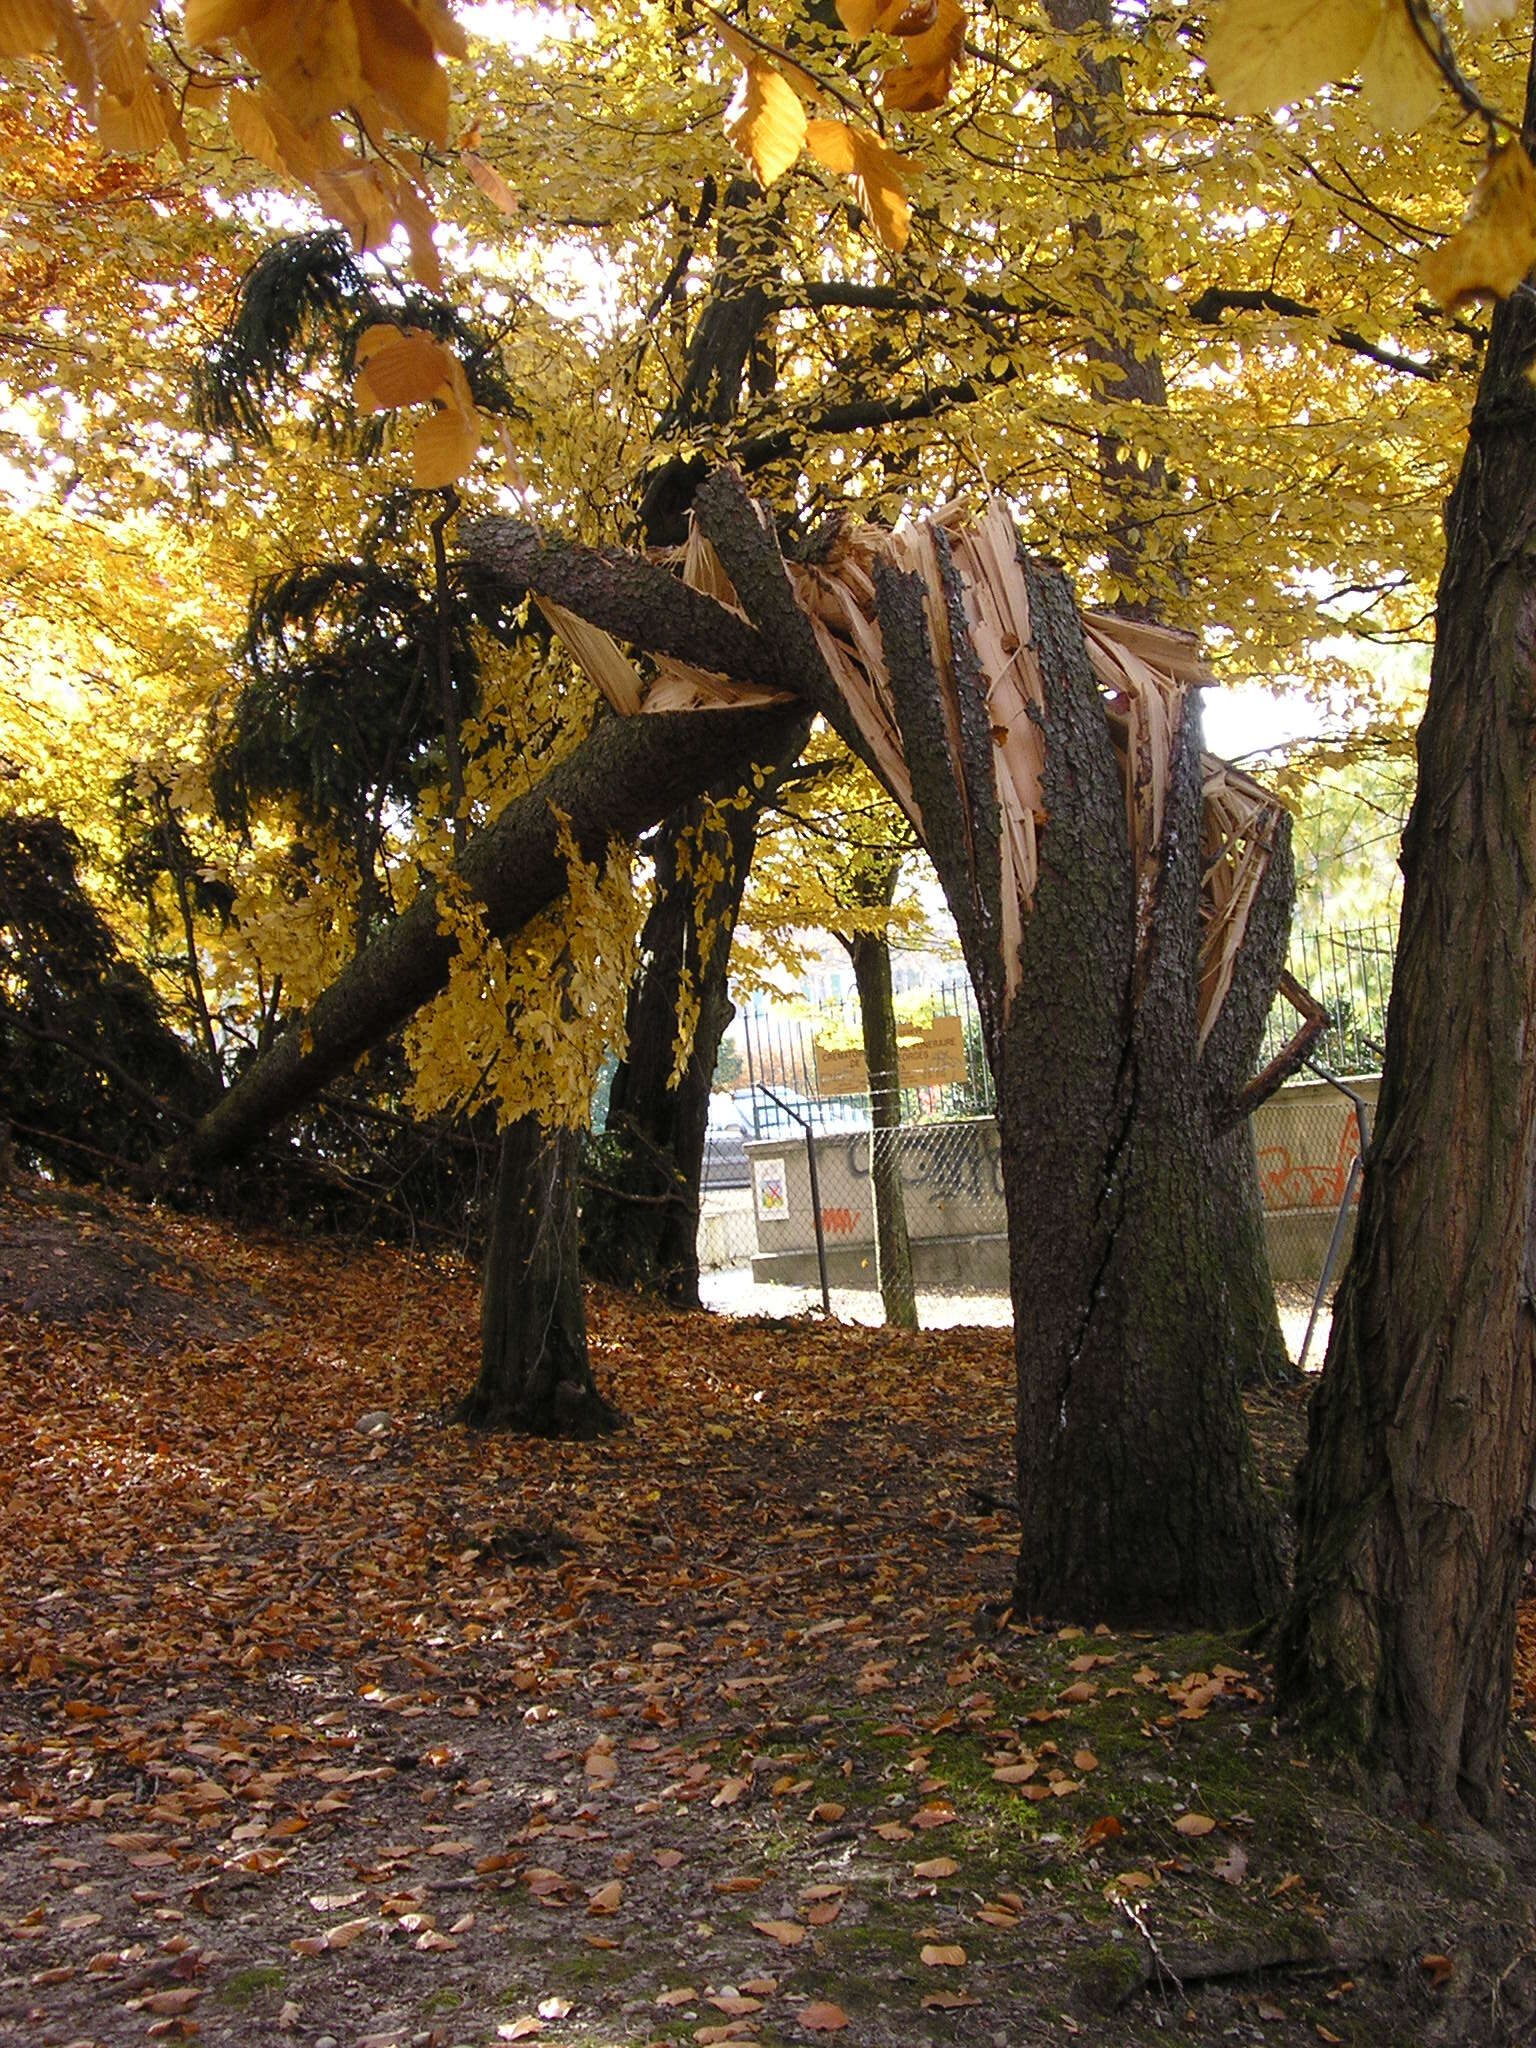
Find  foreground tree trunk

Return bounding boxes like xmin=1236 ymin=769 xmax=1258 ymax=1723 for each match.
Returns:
xmin=847 ymin=928 xmax=918 ymax=1332
xmin=1276 ymin=98 xmax=1536 ymax=1827
xmin=954 ymin=571 xmax=1287 ymax=1624
xmin=460 ymin=1117 xmax=619 ymax=1435
xmin=582 ymin=779 xmax=765 ymax=1304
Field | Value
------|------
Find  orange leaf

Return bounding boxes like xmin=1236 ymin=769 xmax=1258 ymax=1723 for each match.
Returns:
xmin=913 ymin=1856 xmax=959 ymax=1877
xmin=920 ymin=1942 xmax=967 ymax=1966
xmin=799 ymin=2001 xmax=849 ymax=2032
xmin=752 ymin=1918 xmax=806 ymax=1947
xmin=804 ymin=118 xmax=909 ymax=252
xmin=723 ymin=55 xmax=808 ymax=188
xmin=1174 ymin=1812 xmax=1216 ymax=1837
xmin=1083 ymin=1815 xmax=1124 ymax=1848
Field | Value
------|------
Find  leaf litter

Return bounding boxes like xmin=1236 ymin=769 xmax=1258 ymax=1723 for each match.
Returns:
xmin=1 ymin=1177 xmax=1534 ymax=2046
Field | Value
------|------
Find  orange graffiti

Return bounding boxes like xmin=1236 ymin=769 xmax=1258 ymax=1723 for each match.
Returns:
xmin=1258 ymin=1112 xmax=1361 ymax=1211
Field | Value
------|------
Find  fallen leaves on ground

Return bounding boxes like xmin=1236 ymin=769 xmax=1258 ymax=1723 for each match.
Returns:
xmin=0 ymin=1180 xmax=1526 ymax=2046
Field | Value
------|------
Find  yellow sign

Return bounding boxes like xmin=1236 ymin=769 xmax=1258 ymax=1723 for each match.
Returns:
xmin=813 ymin=1013 xmax=967 ymax=1096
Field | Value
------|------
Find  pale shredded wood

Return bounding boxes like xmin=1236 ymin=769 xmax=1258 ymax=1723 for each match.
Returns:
xmin=549 ymin=498 xmax=1286 ymax=1041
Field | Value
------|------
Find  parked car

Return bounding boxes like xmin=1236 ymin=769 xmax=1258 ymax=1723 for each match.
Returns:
xmin=702 ymin=1094 xmax=751 ymax=1191
xmin=729 ymin=1085 xmax=869 ymax=1140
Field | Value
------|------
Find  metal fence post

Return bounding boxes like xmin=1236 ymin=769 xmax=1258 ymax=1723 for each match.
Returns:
xmin=804 ymin=1122 xmax=831 ymax=1316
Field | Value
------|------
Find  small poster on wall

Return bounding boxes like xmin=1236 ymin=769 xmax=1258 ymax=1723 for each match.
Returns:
xmin=753 ymin=1156 xmax=789 ymax=1220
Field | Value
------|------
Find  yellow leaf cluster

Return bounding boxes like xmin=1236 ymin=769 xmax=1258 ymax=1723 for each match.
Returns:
xmin=352 ymin=322 xmax=485 ymax=489
xmin=1420 ymin=142 xmax=1536 ymax=309
xmin=0 ymin=0 xmax=465 ymax=291
xmin=715 ymin=15 xmax=921 ymax=254
xmin=405 ymin=819 xmax=644 ymax=1132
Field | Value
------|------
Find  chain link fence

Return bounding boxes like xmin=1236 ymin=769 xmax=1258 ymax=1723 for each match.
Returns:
xmin=701 ymin=929 xmax=1392 ymax=1336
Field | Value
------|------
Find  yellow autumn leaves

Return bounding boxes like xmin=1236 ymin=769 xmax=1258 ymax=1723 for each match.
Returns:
xmin=353 ymin=324 xmax=485 ymax=491
xmin=717 ymin=0 xmax=969 ymax=254
xmin=1204 ymin=0 xmax=1536 ymax=311
xmin=0 ymin=0 xmax=462 ymax=288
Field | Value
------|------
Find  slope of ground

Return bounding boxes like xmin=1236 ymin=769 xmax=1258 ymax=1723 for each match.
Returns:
xmin=1 ymin=1178 xmax=1532 ymax=2048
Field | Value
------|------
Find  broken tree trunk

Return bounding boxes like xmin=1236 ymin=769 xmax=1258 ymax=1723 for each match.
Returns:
xmin=490 ymin=469 xmax=1305 ymax=1625
xmin=180 ymin=704 xmax=800 ymax=1173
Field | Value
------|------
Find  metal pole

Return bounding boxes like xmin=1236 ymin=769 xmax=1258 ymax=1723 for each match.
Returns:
xmin=1298 ymin=1155 xmax=1360 ymax=1375
xmin=805 ymin=1121 xmax=831 ymax=1316
xmin=757 ymin=1080 xmax=832 ymax=1317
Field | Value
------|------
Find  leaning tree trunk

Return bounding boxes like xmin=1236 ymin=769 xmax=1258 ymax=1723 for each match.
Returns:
xmin=901 ymin=564 xmax=1289 ymax=1625
xmin=1276 ymin=97 xmax=1536 ymax=1829
xmin=848 ymin=929 xmax=918 ymax=1331
xmin=583 ymin=773 xmax=768 ymax=1304
xmin=460 ymin=1116 xmax=619 ymax=1436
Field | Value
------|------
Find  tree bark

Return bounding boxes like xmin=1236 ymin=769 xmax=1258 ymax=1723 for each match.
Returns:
xmin=952 ymin=561 xmax=1285 ymax=1625
xmin=1275 ymin=74 xmax=1536 ymax=1828
xmin=180 ymin=705 xmax=799 ymax=1171
xmin=582 ymin=775 xmax=765 ymax=1305
xmin=460 ymin=1116 xmax=619 ymax=1435
xmin=848 ymin=929 xmax=918 ymax=1331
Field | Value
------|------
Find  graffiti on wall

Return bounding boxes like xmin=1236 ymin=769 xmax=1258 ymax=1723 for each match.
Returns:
xmin=1258 ymin=1112 xmax=1361 ymax=1211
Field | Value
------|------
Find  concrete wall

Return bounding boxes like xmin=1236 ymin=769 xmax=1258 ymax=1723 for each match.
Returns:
xmin=743 ymin=1078 xmax=1379 ymax=1294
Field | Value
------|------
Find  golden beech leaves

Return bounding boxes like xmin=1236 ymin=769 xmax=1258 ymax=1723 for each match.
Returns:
xmin=723 ymin=49 xmax=808 ymax=187
xmin=1204 ymin=0 xmax=1536 ymax=312
xmin=805 ymin=118 xmax=910 ymax=252
xmin=713 ymin=0 xmax=966 ymax=253
xmin=0 ymin=0 xmax=466 ymax=291
xmin=1420 ymin=143 xmax=1536 ymax=309
xmin=351 ymin=323 xmax=486 ymax=489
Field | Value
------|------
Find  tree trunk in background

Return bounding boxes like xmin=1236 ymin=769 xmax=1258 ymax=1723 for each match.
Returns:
xmin=583 ymin=181 xmax=792 ymax=1304
xmin=460 ymin=1117 xmax=619 ymax=1436
xmin=1276 ymin=65 xmax=1536 ymax=1829
xmin=848 ymin=929 xmax=917 ymax=1331
xmin=582 ymin=776 xmax=765 ymax=1304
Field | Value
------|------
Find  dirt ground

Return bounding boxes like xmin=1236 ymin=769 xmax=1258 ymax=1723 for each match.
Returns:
xmin=1 ymin=1176 xmax=1533 ymax=2048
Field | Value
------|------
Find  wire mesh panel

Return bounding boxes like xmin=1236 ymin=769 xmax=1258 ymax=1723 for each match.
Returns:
xmin=1261 ymin=922 xmax=1395 ymax=1075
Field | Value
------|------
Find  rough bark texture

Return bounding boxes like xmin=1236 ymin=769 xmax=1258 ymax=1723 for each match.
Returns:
xmin=583 ymin=776 xmax=765 ymax=1305
xmin=1276 ymin=88 xmax=1536 ymax=1827
xmin=460 ymin=1118 xmax=619 ymax=1436
xmin=182 ymin=706 xmax=799 ymax=1170
xmin=848 ymin=929 xmax=918 ymax=1332
xmin=996 ymin=566 xmax=1284 ymax=1624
